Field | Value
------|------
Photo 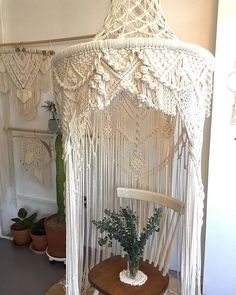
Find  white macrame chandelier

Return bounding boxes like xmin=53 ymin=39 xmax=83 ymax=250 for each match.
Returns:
xmin=52 ymin=1 xmax=214 ymax=295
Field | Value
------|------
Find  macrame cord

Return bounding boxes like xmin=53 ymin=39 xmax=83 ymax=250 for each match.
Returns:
xmin=17 ymin=136 xmax=53 ymax=187
xmin=0 ymin=48 xmax=53 ymax=120
xmin=52 ymin=1 xmax=214 ymax=295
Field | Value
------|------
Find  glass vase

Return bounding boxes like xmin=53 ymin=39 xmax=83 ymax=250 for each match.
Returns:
xmin=126 ymin=255 xmax=140 ymax=279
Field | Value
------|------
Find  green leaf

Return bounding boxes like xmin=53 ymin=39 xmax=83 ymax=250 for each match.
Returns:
xmin=27 ymin=213 xmax=37 ymax=222
xmin=18 ymin=208 xmax=28 ymax=219
xmin=11 ymin=218 xmax=22 ymax=224
xmin=23 ymin=213 xmax=37 ymax=227
xmin=93 ymin=206 xmax=162 ymax=258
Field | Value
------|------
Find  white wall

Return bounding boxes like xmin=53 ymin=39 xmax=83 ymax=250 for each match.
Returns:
xmin=0 ymin=0 xmax=3 ymax=42
xmin=1 ymin=0 xmax=109 ymax=42
xmin=203 ymin=1 xmax=236 ymax=294
xmin=0 ymin=73 xmax=58 ymax=234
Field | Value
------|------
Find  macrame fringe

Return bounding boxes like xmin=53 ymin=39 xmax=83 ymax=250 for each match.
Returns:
xmin=0 ymin=50 xmax=53 ymax=120
xmin=61 ymin=90 xmax=198 ymax=295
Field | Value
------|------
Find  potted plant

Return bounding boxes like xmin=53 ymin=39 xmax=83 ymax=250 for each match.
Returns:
xmin=42 ymin=99 xmax=66 ymax=259
xmin=93 ymin=207 xmax=162 ymax=280
xmin=30 ymin=217 xmax=47 ymax=252
xmin=44 ymin=133 xmax=66 ymax=259
xmin=11 ymin=208 xmax=37 ymax=246
xmin=42 ymin=100 xmax=60 ymax=133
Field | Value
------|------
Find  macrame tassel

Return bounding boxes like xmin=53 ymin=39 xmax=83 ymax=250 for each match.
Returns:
xmin=65 ymin=149 xmax=80 ymax=295
xmin=0 ymin=64 xmax=9 ymax=94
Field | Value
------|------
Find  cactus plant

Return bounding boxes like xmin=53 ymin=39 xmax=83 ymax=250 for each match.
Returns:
xmin=42 ymin=100 xmax=65 ymax=222
xmin=43 ymin=102 xmax=66 ymax=258
xmin=55 ymin=133 xmax=65 ymax=223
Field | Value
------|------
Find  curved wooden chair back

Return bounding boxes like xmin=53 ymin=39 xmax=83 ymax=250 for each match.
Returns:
xmin=117 ymin=187 xmax=185 ymax=276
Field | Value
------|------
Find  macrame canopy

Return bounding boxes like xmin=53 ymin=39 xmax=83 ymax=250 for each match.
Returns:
xmin=52 ymin=1 xmax=214 ymax=295
xmin=0 ymin=47 xmax=54 ymax=120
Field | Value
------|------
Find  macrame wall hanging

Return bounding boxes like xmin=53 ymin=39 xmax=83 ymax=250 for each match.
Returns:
xmin=17 ymin=135 xmax=53 ymax=187
xmin=0 ymin=48 xmax=54 ymax=120
xmin=52 ymin=1 xmax=214 ymax=295
xmin=227 ymin=62 xmax=236 ymax=124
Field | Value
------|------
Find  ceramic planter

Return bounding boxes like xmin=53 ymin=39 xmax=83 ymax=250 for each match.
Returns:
xmin=48 ymin=119 xmax=60 ymax=134
xmin=30 ymin=232 xmax=47 ymax=251
xmin=11 ymin=225 xmax=31 ymax=246
xmin=44 ymin=214 xmax=66 ymax=258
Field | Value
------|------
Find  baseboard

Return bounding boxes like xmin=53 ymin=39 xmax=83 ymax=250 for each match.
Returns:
xmin=16 ymin=193 xmax=56 ymax=204
xmin=0 ymin=234 xmax=13 ymax=240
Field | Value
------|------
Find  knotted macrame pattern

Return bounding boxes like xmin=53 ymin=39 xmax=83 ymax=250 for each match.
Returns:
xmin=52 ymin=1 xmax=214 ymax=295
xmin=0 ymin=49 xmax=53 ymax=120
xmin=18 ymin=136 xmax=53 ymax=187
xmin=95 ymin=0 xmax=175 ymax=40
xmin=53 ymin=39 xmax=214 ymax=295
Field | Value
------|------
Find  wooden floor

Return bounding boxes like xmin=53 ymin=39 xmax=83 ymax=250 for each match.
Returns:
xmin=0 ymin=238 xmax=65 ymax=295
xmin=0 ymin=238 xmax=180 ymax=295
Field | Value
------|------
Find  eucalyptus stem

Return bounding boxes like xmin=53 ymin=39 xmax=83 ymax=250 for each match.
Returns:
xmin=92 ymin=207 xmax=162 ymax=260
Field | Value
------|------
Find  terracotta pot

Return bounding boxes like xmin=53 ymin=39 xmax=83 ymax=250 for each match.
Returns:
xmin=44 ymin=214 xmax=66 ymax=258
xmin=30 ymin=232 xmax=47 ymax=251
xmin=11 ymin=225 xmax=31 ymax=246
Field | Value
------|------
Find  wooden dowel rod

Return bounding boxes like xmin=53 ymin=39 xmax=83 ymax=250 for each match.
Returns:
xmin=0 ymin=34 xmax=95 ymax=48
xmin=8 ymin=127 xmax=50 ymax=134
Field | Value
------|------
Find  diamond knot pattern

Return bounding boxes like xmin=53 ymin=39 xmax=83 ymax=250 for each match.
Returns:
xmin=96 ymin=0 xmax=175 ymax=39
